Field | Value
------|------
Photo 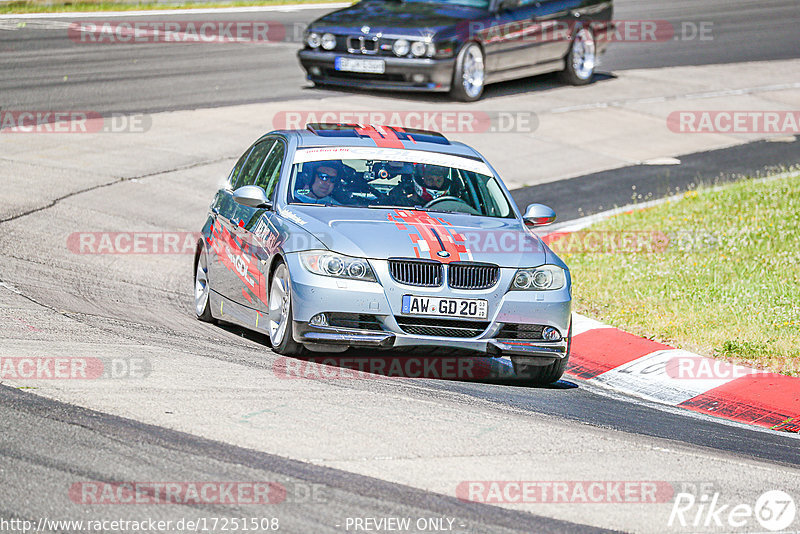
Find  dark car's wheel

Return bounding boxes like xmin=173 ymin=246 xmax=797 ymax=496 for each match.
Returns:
xmin=268 ymin=262 xmax=304 ymax=355
xmin=560 ymin=26 xmax=596 ymax=86
xmin=515 ymin=323 xmax=572 ymax=385
xmin=194 ymin=242 xmax=214 ymax=322
xmin=450 ymin=42 xmax=485 ymax=102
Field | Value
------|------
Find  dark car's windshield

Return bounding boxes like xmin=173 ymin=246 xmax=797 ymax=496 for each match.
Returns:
xmin=289 ymin=154 xmax=513 ymax=218
xmin=402 ymin=0 xmax=490 ymax=9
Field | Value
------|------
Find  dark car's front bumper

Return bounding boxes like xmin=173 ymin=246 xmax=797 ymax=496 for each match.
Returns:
xmin=298 ymin=50 xmax=456 ymax=92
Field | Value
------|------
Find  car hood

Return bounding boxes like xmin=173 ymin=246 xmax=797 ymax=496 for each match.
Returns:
xmin=285 ymin=206 xmax=548 ymax=268
xmin=311 ymin=1 xmax=487 ymax=35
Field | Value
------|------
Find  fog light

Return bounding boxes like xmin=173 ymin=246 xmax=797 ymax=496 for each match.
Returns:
xmin=309 ymin=66 xmax=321 ymax=76
xmin=542 ymin=326 xmax=560 ymax=341
xmin=411 ymin=73 xmax=426 ymax=84
xmin=310 ymin=313 xmax=328 ymax=327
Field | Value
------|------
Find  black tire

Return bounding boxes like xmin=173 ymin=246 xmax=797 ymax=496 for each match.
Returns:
xmin=559 ymin=26 xmax=596 ymax=86
xmin=194 ymin=242 xmax=214 ymax=323
xmin=268 ymin=262 xmax=304 ymax=356
xmin=516 ymin=322 xmax=572 ymax=385
xmin=450 ymin=42 xmax=485 ymax=102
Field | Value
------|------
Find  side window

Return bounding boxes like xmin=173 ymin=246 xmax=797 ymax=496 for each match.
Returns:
xmin=233 ymin=140 xmax=275 ymax=189
xmin=227 ymin=147 xmax=253 ymax=189
xmin=255 ymin=140 xmax=285 ymax=202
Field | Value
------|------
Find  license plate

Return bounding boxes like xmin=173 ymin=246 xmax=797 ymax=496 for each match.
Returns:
xmin=335 ymin=56 xmax=385 ymax=74
xmin=401 ymin=295 xmax=488 ymax=319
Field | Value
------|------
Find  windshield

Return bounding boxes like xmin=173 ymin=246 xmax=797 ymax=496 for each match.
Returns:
xmin=404 ymin=0 xmax=490 ymax=8
xmin=289 ymin=158 xmax=513 ymax=218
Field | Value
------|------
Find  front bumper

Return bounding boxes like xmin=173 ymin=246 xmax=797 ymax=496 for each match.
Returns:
xmin=298 ymin=49 xmax=455 ymax=92
xmin=294 ymin=321 xmax=396 ymax=348
xmin=285 ymin=254 xmax=571 ymax=361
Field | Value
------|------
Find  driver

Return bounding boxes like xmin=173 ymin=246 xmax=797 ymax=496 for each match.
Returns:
xmin=294 ymin=162 xmax=342 ymax=205
xmin=389 ymin=164 xmax=451 ymax=206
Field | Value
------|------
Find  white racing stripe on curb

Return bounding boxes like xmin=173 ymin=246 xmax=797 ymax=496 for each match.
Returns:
xmin=591 ymin=349 xmax=737 ymax=406
xmin=0 ymin=2 xmax=350 ymax=19
xmin=572 ymin=313 xmax=613 ymax=336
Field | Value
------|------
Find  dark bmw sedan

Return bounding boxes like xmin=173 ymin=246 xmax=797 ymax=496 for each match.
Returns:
xmin=298 ymin=0 xmax=613 ymax=101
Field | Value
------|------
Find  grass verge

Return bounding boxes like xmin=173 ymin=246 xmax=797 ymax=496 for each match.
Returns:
xmin=555 ymin=171 xmax=800 ymax=376
xmin=0 ymin=0 xmax=345 ymax=15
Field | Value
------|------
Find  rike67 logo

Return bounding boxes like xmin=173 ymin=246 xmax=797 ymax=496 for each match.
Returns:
xmin=669 ymin=490 xmax=796 ymax=532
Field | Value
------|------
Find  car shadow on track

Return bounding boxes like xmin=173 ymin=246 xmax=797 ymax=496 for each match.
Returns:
xmin=217 ymin=322 xmax=579 ymax=389
xmin=300 ymin=71 xmax=616 ymax=103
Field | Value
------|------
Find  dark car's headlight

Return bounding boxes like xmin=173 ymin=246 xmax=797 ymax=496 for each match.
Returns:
xmin=300 ymin=251 xmax=376 ymax=282
xmin=410 ymin=41 xmax=427 ymax=57
xmin=393 ymin=39 xmax=410 ymax=56
xmin=321 ymin=33 xmax=336 ymax=50
xmin=306 ymin=31 xmax=321 ymax=48
xmin=510 ymin=265 xmax=566 ymax=291
xmin=392 ymin=39 xmax=434 ymax=58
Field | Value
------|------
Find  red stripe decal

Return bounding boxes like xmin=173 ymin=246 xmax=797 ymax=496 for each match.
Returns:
xmin=388 ymin=210 xmax=469 ymax=263
xmin=355 ymin=125 xmax=404 ymax=148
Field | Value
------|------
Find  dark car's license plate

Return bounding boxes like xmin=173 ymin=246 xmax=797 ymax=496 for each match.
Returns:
xmin=335 ymin=57 xmax=386 ymax=74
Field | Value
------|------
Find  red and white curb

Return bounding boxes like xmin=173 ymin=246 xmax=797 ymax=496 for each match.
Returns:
xmin=568 ymin=312 xmax=800 ymax=434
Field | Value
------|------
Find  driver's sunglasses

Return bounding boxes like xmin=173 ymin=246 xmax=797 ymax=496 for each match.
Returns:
xmin=316 ymin=172 xmax=337 ymax=182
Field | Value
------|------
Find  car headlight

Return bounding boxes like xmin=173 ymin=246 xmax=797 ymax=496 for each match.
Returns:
xmin=300 ymin=251 xmax=376 ymax=282
xmin=306 ymin=32 xmax=321 ymax=48
xmin=393 ymin=39 xmax=410 ymax=57
xmin=510 ymin=265 xmax=566 ymax=291
xmin=410 ymin=41 xmax=427 ymax=57
xmin=321 ymin=32 xmax=336 ymax=50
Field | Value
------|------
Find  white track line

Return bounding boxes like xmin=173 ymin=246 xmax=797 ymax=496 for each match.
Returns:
xmin=0 ymin=2 xmax=350 ymax=19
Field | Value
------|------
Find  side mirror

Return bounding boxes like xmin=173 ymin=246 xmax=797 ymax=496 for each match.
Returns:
xmin=233 ymin=185 xmax=272 ymax=209
xmin=523 ymin=203 xmax=556 ymax=227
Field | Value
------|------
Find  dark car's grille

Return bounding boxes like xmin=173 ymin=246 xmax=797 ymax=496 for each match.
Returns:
xmin=395 ymin=317 xmax=489 ymax=338
xmin=448 ymin=263 xmax=499 ymax=290
xmin=389 ymin=259 xmax=443 ymax=287
xmin=327 ymin=313 xmax=383 ymax=331
xmin=496 ymin=324 xmax=545 ymax=340
xmin=346 ymin=35 xmax=379 ymax=54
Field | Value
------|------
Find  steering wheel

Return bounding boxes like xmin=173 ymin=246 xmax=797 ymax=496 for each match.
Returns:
xmin=424 ymin=196 xmax=466 ymax=208
xmin=424 ymin=196 xmax=480 ymax=215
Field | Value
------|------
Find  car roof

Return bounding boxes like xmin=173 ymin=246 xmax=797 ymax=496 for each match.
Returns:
xmin=269 ymin=123 xmax=483 ymax=160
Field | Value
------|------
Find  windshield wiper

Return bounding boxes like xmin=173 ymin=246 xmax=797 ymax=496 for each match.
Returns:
xmin=368 ymin=204 xmax=430 ymax=211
